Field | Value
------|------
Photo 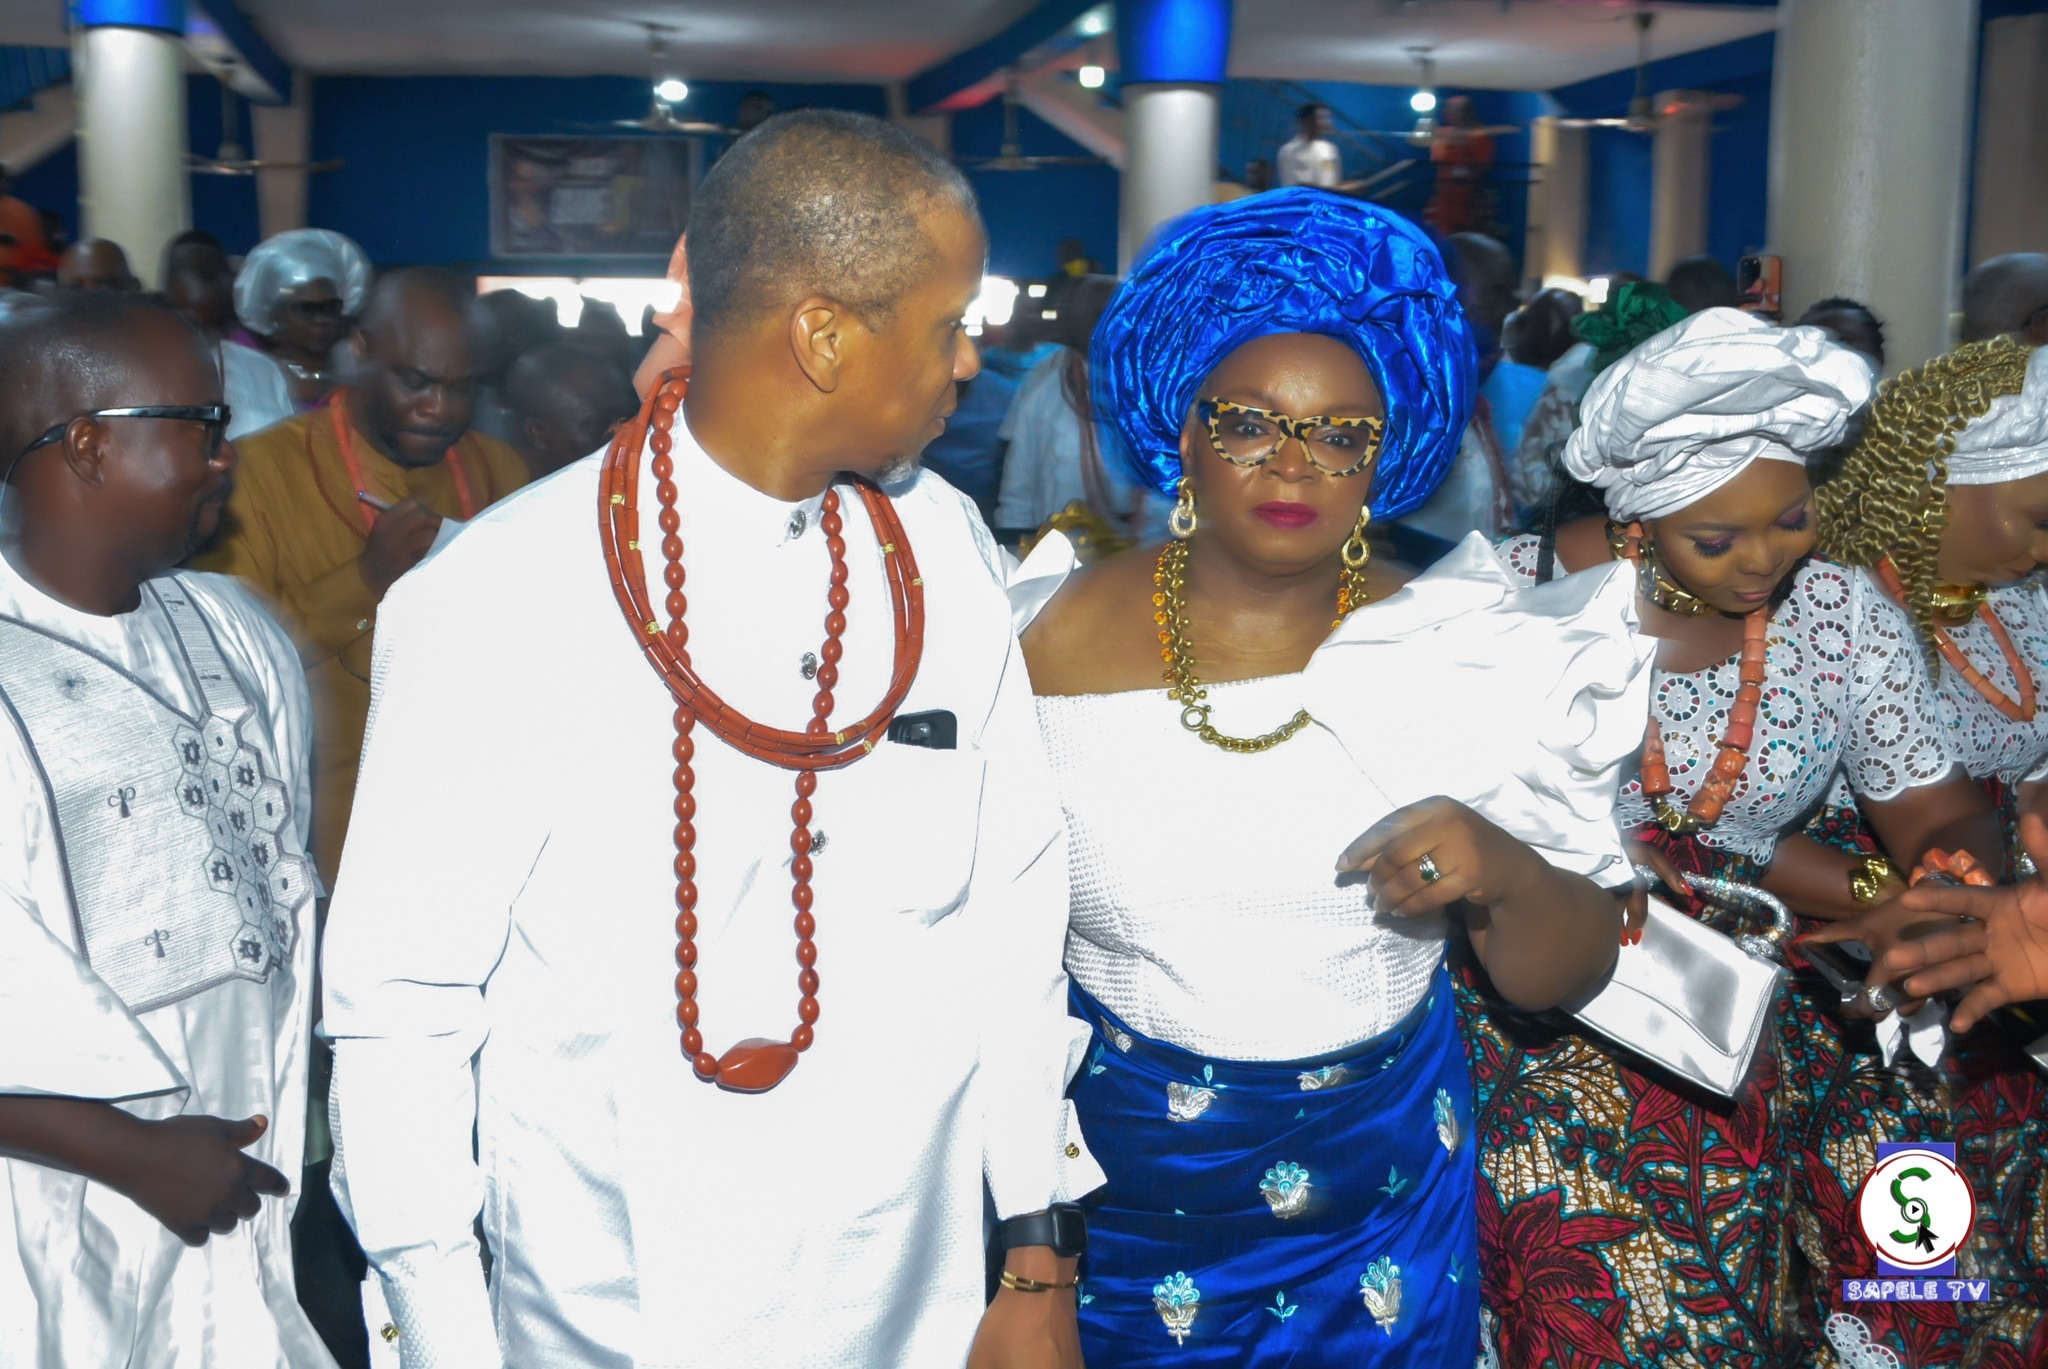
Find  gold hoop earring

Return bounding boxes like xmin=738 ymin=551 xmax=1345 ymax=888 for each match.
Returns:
xmin=1170 ymin=478 xmax=1198 ymax=539
xmin=1342 ymin=505 xmax=1372 ymax=570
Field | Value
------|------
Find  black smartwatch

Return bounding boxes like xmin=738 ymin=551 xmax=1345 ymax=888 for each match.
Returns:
xmin=998 ymin=1203 xmax=1088 ymax=1258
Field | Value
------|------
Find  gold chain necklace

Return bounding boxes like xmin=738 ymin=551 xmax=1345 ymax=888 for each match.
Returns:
xmin=1151 ymin=538 xmax=1365 ymax=754
xmin=1930 ymin=581 xmax=1992 ymax=623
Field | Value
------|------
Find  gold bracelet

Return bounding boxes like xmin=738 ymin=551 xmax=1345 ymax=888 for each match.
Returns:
xmin=999 ymin=1269 xmax=1081 ymax=1294
xmin=1849 ymin=853 xmax=1899 ymax=906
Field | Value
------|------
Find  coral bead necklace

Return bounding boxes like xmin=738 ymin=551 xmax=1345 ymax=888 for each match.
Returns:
xmin=598 ymin=371 xmax=926 ymax=1092
xmin=1612 ymin=521 xmax=1769 ymax=832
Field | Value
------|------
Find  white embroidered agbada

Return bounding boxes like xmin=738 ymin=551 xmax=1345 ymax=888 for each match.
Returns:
xmin=0 ymin=551 xmax=329 ymax=1369
xmin=323 ymin=413 xmax=1103 ymax=1368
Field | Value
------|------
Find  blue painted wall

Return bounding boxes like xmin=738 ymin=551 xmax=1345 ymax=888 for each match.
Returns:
xmin=951 ymin=94 xmax=1118 ymax=279
xmin=306 ymin=76 xmax=889 ymax=272
xmin=1549 ymin=32 xmax=1776 ymax=279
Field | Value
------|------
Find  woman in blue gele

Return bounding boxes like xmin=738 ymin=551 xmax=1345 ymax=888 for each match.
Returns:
xmin=1008 ymin=187 xmax=1654 ymax=1365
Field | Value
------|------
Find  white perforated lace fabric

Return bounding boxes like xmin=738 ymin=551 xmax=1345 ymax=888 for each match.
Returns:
xmin=1928 ymin=578 xmax=2048 ymax=785
xmin=1498 ymin=535 xmax=1958 ymax=862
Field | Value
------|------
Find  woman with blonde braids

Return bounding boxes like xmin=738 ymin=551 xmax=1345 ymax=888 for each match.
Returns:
xmin=1478 ymin=307 xmax=2007 ymax=1369
xmin=1796 ymin=336 xmax=2048 ymax=1365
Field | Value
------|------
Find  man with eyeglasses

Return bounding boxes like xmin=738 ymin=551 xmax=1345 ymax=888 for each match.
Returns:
xmin=195 ymin=267 xmax=528 ymax=886
xmin=0 ymin=291 xmax=333 ymax=1364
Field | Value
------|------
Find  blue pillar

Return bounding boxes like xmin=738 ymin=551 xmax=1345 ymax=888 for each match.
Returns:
xmin=1115 ymin=0 xmax=1233 ymax=268
xmin=1116 ymin=0 xmax=1232 ymax=86
xmin=72 ymin=0 xmax=185 ymax=32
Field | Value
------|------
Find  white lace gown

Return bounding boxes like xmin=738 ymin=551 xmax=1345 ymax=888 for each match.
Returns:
xmin=1921 ymin=579 xmax=2048 ymax=786
xmin=1014 ymin=532 xmax=1656 ymax=1059
xmin=1496 ymin=535 xmax=1960 ymax=863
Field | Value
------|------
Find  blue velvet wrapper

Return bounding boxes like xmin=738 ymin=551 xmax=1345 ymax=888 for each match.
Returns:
xmin=1069 ymin=968 xmax=1480 ymax=1366
xmin=1089 ymin=188 xmax=1478 ymax=521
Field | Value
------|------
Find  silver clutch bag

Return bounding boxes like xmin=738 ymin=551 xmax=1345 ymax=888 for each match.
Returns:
xmin=1561 ymin=872 xmax=1791 ymax=1097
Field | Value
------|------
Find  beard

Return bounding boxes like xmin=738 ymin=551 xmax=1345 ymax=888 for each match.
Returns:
xmin=875 ymin=454 xmax=920 ymax=487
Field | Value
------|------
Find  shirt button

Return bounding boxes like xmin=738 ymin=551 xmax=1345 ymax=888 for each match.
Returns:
xmin=787 ymin=509 xmax=808 ymax=539
xmin=800 ymin=652 xmax=819 ymax=680
xmin=379 ymin=1323 xmax=400 ymax=1343
xmin=1064 ymin=1142 xmax=1081 ymax=1159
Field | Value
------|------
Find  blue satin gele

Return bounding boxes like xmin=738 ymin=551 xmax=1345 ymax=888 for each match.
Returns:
xmin=1069 ymin=967 xmax=1480 ymax=1366
xmin=1090 ymin=188 xmax=1476 ymax=521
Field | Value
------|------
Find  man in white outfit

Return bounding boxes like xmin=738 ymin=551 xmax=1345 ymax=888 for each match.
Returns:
xmin=1276 ymin=103 xmax=1342 ymax=188
xmin=0 ymin=292 xmax=331 ymax=1366
xmin=323 ymin=110 xmax=1102 ymax=1367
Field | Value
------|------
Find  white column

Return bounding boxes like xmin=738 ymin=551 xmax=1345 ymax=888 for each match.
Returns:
xmin=1526 ymin=115 xmax=1587 ymax=289
xmin=1767 ymin=0 xmax=1978 ymax=367
xmin=1971 ymin=13 xmax=2048 ymax=266
xmin=75 ymin=24 xmax=190 ymax=289
xmin=1119 ymin=83 xmax=1217 ymax=272
xmin=1650 ymin=92 xmax=1710 ymax=279
xmin=251 ymin=71 xmax=313 ymax=241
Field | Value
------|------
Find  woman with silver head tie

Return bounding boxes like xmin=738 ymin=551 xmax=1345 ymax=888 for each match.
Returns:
xmin=1479 ymin=307 xmax=2004 ymax=1366
xmin=1791 ymin=336 xmax=2048 ymax=1364
xmin=233 ymin=229 xmax=373 ymax=411
xmin=1007 ymin=188 xmax=1654 ymax=1365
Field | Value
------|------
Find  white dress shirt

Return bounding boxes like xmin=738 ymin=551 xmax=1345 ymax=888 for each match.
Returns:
xmin=1276 ymin=136 xmax=1342 ymax=188
xmin=0 ymin=552 xmax=328 ymax=1368
xmin=323 ymin=412 xmax=1102 ymax=1367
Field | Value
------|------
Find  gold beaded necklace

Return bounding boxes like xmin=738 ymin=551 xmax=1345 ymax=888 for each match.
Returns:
xmin=1151 ymin=538 xmax=1366 ymax=753
xmin=1607 ymin=520 xmax=1715 ymax=617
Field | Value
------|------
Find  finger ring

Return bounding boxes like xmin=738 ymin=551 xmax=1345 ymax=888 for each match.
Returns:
xmin=1417 ymin=853 xmax=1443 ymax=884
xmin=1863 ymin=983 xmax=1902 ymax=1015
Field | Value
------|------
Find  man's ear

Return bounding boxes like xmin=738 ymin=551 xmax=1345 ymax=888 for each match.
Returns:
xmin=790 ymin=296 xmax=850 ymax=394
xmin=59 ymin=416 xmax=110 ymax=488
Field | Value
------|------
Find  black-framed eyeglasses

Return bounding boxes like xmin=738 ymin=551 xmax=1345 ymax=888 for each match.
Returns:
xmin=1196 ymin=398 xmax=1385 ymax=478
xmin=284 ymin=297 xmax=348 ymax=320
xmin=14 ymin=405 xmax=234 ymax=464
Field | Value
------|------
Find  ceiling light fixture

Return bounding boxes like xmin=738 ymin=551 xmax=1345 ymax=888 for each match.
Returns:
xmin=1075 ymin=7 xmax=1110 ymax=37
xmin=1409 ymin=89 xmax=1437 ymax=114
xmin=655 ymin=77 xmax=689 ymax=104
xmin=1078 ymin=64 xmax=1106 ymax=89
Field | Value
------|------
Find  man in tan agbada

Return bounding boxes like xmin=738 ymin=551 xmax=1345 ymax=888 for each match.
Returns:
xmin=196 ymin=267 xmax=527 ymax=881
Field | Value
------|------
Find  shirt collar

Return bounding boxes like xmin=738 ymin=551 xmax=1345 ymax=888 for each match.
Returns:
xmin=669 ymin=404 xmax=833 ymax=548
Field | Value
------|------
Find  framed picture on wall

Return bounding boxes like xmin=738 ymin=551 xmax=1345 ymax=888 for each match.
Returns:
xmin=488 ymin=134 xmax=703 ymax=258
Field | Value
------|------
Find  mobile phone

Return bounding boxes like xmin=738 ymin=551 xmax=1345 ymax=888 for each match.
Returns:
xmin=1738 ymin=254 xmax=1782 ymax=319
xmin=886 ymin=709 xmax=957 ymax=751
xmin=1802 ymin=937 xmax=1875 ymax=999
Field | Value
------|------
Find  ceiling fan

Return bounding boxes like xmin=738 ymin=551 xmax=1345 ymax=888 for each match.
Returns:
xmin=611 ymin=25 xmax=737 ymax=137
xmin=1346 ymin=50 xmax=1520 ymax=148
xmin=1554 ymin=11 xmax=1742 ymax=134
xmin=954 ymin=78 xmax=1106 ymax=172
xmin=187 ymin=77 xmax=343 ymax=177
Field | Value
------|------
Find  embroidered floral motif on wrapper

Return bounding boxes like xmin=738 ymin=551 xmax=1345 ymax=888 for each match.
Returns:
xmin=1153 ymin=1272 xmax=1200 ymax=1345
xmin=1358 ymin=1256 xmax=1403 ymax=1334
xmin=1259 ymin=1161 xmax=1312 ymax=1219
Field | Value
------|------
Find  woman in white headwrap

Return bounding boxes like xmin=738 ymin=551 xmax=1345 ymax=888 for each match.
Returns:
xmin=1468 ymin=308 xmax=2004 ymax=1368
xmin=233 ymin=228 xmax=373 ymax=410
xmin=1794 ymin=335 xmax=2048 ymax=1365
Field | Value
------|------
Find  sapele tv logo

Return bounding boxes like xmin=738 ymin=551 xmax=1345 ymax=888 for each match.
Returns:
xmin=1842 ymin=1142 xmax=1988 ymax=1304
